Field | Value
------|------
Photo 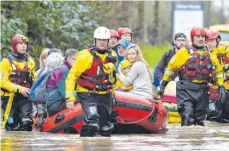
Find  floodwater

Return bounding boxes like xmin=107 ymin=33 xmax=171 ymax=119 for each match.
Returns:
xmin=1 ymin=121 xmax=229 ymax=151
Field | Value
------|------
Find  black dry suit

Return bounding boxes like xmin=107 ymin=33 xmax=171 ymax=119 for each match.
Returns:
xmin=177 ymin=46 xmax=214 ymax=126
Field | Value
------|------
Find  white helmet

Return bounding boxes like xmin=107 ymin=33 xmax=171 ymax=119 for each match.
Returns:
xmin=94 ymin=26 xmax=110 ymax=39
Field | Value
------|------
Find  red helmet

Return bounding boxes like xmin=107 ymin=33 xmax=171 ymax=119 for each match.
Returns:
xmin=190 ymin=27 xmax=207 ymax=41
xmin=118 ymin=27 xmax=132 ymax=39
xmin=11 ymin=34 xmax=29 ymax=53
xmin=206 ymin=29 xmax=221 ymax=41
xmin=110 ymin=29 xmax=119 ymax=38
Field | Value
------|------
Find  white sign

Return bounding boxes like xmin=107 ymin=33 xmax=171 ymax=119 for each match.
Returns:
xmin=172 ymin=3 xmax=204 ymax=41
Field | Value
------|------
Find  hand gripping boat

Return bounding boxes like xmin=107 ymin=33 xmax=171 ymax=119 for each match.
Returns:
xmin=42 ymin=91 xmax=169 ymax=133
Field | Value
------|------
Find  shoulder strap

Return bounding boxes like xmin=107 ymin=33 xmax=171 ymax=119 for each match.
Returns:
xmin=188 ymin=48 xmax=194 ymax=55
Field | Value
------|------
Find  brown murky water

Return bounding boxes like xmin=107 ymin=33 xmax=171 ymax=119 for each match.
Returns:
xmin=1 ymin=122 xmax=229 ymax=151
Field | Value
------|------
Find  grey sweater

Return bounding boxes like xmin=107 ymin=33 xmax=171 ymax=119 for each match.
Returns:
xmin=118 ymin=61 xmax=154 ymax=100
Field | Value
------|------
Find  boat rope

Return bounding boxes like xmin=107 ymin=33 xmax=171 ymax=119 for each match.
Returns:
xmin=114 ymin=103 xmax=156 ymax=125
xmin=1 ymin=93 xmax=15 ymax=129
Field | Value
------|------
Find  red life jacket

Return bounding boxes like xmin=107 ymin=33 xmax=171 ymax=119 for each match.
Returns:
xmin=179 ymin=49 xmax=213 ymax=81
xmin=217 ymin=53 xmax=229 ymax=81
xmin=77 ymin=48 xmax=114 ymax=92
xmin=8 ymin=56 xmax=33 ymax=89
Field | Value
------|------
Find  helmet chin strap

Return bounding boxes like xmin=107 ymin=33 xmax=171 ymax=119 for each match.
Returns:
xmin=216 ymin=38 xmax=221 ymax=47
xmin=94 ymin=38 xmax=109 ymax=54
xmin=95 ymin=47 xmax=108 ymax=54
xmin=192 ymin=44 xmax=205 ymax=50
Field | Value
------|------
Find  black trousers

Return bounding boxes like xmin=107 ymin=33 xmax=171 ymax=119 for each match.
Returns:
xmin=78 ymin=92 xmax=113 ymax=137
xmin=207 ymin=90 xmax=229 ymax=123
xmin=1 ymin=94 xmax=32 ymax=130
xmin=223 ymin=90 xmax=229 ymax=121
xmin=176 ymin=80 xmax=209 ymax=126
xmin=47 ymin=99 xmax=66 ymax=116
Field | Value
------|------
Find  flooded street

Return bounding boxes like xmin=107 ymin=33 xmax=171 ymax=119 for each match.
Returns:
xmin=1 ymin=121 xmax=229 ymax=151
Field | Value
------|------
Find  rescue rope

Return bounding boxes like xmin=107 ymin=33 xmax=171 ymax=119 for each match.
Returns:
xmin=113 ymin=103 xmax=156 ymax=125
xmin=1 ymin=93 xmax=15 ymax=129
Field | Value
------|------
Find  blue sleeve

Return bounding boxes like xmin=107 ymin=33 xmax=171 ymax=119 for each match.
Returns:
xmin=53 ymin=68 xmax=68 ymax=98
xmin=154 ymin=52 xmax=168 ymax=82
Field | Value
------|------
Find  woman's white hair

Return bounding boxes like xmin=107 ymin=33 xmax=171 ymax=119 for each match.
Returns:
xmin=46 ymin=52 xmax=64 ymax=70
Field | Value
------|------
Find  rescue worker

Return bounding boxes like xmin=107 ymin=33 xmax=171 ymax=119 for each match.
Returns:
xmin=65 ymin=27 xmax=117 ymax=137
xmin=153 ymin=33 xmax=187 ymax=87
xmin=117 ymin=27 xmax=132 ymax=41
xmin=157 ymin=27 xmax=226 ymax=126
xmin=206 ymin=29 xmax=229 ymax=122
xmin=1 ymin=34 xmax=37 ymax=131
xmin=109 ymin=29 xmax=119 ymax=49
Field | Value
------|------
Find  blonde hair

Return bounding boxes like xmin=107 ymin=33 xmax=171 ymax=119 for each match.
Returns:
xmin=125 ymin=44 xmax=153 ymax=81
xmin=46 ymin=52 xmax=64 ymax=70
xmin=39 ymin=48 xmax=50 ymax=68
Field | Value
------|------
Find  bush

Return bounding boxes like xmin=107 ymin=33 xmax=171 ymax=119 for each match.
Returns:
xmin=138 ymin=42 xmax=172 ymax=68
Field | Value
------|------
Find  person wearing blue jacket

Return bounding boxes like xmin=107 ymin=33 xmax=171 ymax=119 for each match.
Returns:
xmin=46 ymin=49 xmax=78 ymax=116
xmin=113 ymin=39 xmax=133 ymax=71
xmin=153 ymin=33 xmax=187 ymax=87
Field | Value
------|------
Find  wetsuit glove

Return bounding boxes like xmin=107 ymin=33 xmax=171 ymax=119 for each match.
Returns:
xmin=218 ymin=85 xmax=226 ymax=104
xmin=158 ymin=80 xmax=169 ymax=98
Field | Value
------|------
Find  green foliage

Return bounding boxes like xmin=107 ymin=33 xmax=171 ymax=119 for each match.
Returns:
xmin=1 ymin=1 xmax=100 ymax=65
xmin=139 ymin=42 xmax=172 ymax=68
xmin=1 ymin=15 xmax=27 ymax=58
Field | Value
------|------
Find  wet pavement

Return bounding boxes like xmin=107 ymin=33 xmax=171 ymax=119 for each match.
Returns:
xmin=1 ymin=121 xmax=229 ymax=151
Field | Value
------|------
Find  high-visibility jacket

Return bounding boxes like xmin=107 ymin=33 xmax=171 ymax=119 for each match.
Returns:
xmin=0 ymin=54 xmax=37 ymax=96
xmin=162 ymin=47 xmax=224 ymax=86
xmin=211 ymin=45 xmax=229 ymax=90
xmin=66 ymin=48 xmax=117 ymax=102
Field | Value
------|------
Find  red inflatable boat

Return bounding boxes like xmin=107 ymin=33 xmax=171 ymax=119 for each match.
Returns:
xmin=42 ymin=91 xmax=168 ymax=134
xmin=161 ymin=94 xmax=176 ymax=104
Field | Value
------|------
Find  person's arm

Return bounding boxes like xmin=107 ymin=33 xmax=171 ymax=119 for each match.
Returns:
xmin=210 ymin=53 xmax=224 ymax=86
xmin=226 ymin=46 xmax=229 ymax=61
xmin=158 ymin=48 xmax=189 ymax=97
xmin=210 ymin=51 xmax=226 ymax=103
xmin=162 ymin=48 xmax=188 ymax=81
xmin=53 ymin=68 xmax=66 ymax=98
xmin=65 ymin=50 xmax=92 ymax=102
xmin=28 ymin=57 xmax=38 ymax=82
xmin=0 ymin=58 xmax=22 ymax=92
xmin=155 ymin=51 xmax=170 ymax=81
xmin=118 ymin=62 xmax=141 ymax=86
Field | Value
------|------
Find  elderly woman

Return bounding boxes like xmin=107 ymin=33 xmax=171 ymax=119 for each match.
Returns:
xmin=117 ymin=44 xmax=154 ymax=100
xmin=32 ymin=48 xmax=65 ymax=124
xmin=45 ymin=48 xmax=78 ymax=116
